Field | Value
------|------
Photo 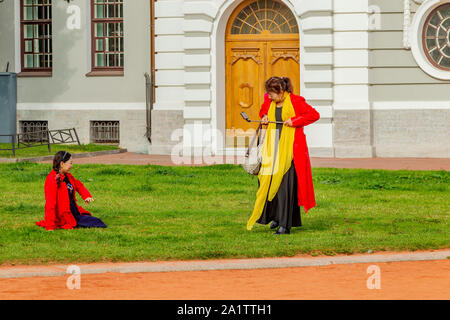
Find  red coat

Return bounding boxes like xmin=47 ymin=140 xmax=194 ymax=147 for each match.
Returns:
xmin=36 ymin=171 xmax=92 ymax=231
xmin=259 ymin=93 xmax=320 ymax=213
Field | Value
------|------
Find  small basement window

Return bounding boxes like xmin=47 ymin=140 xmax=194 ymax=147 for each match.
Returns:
xmin=19 ymin=120 xmax=48 ymax=142
xmin=90 ymin=121 xmax=120 ymax=144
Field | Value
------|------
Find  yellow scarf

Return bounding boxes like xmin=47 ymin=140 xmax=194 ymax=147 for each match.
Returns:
xmin=247 ymin=92 xmax=296 ymax=230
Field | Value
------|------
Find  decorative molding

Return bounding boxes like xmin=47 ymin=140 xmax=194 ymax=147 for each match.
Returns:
xmin=403 ymin=0 xmax=426 ymax=49
xmin=403 ymin=0 xmax=412 ymax=49
xmin=230 ymin=48 xmax=262 ymax=65
xmin=238 ymin=83 xmax=254 ymax=108
xmin=270 ymin=47 xmax=300 ymax=64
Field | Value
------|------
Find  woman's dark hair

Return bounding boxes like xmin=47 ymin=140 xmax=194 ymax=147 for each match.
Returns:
xmin=265 ymin=76 xmax=294 ymax=94
xmin=53 ymin=151 xmax=72 ymax=173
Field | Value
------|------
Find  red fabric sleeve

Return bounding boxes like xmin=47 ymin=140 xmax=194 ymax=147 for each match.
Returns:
xmin=72 ymin=176 xmax=92 ymax=200
xmin=259 ymin=93 xmax=271 ymax=119
xmin=290 ymin=95 xmax=320 ymax=127
xmin=42 ymin=174 xmax=58 ymax=230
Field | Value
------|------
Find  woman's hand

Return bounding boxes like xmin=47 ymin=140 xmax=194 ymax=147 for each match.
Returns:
xmin=284 ymin=118 xmax=293 ymax=127
xmin=85 ymin=197 xmax=94 ymax=205
xmin=261 ymin=115 xmax=269 ymax=125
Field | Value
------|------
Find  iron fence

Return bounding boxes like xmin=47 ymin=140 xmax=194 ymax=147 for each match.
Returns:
xmin=0 ymin=128 xmax=81 ymax=157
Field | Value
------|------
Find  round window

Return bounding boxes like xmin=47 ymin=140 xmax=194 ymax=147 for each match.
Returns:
xmin=422 ymin=3 xmax=450 ymax=71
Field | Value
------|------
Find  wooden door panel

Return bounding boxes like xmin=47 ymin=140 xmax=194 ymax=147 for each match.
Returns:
xmin=226 ymin=43 xmax=265 ymax=135
xmin=266 ymin=42 xmax=300 ymax=95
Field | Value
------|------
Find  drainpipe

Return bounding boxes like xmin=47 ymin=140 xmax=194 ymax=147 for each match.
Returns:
xmin=145 ymin=72 xmax=153 ymax=143
xmin=146 ymin=0 xmax=156 ymax=143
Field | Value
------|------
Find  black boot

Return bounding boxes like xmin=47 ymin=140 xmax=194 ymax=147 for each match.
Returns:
xmin=274 ymin=226 xmax=290 ymax=235
xmin=270 ymin=221 xmax=279 ymax=229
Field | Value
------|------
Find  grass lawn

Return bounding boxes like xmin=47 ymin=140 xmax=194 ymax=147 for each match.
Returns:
xmin=0 ymin=143 xmax=119 ymax=159
xmin=0 ymin=162 xmax=448 ymax=265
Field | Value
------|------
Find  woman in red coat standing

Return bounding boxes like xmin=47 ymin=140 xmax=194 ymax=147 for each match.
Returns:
xmin=36 ymin=151 xmax=107 ymax=231
xmin=247 ymin=77 xmax=320 ymax=234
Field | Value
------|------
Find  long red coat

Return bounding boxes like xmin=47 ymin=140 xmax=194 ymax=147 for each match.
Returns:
xmin=36 ymin=171 xmax=92 ymax=231
xmin=259 ymin=93 xmax=320 ymax=213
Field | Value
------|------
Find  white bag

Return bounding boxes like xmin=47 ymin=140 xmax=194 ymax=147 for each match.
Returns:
xmin=242 ymin=124 xmax=265 ymax=175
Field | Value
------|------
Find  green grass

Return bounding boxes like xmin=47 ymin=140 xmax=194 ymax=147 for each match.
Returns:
xmin=0 ymin=162 xmax=448 ymax=265
xmin=0 ymin=143 xmax=119 ymax=159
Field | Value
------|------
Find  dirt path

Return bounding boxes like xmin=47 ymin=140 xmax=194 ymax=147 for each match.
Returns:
xmin=1 ymin=259 xmax=448 ymax=300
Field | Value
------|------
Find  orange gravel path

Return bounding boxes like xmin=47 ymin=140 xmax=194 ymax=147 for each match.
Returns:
xmin=1 ymin=259 xmax=449 ymax=300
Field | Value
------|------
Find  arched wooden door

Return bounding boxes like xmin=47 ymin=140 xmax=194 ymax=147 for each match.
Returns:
xmin=225 ymin=0 xmax=300 ymax=147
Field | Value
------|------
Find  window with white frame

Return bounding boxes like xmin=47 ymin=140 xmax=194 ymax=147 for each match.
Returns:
xmin=422 ymin=2 xmax=450 ymax=71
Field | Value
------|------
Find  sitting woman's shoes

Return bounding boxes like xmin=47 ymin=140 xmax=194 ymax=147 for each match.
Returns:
xmin=270 ymin=221 xmax=279 ymax=229
xmin=274 ymin=226 xmax=290 ymax=235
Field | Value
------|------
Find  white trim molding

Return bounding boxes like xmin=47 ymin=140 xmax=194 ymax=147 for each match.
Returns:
xmin=17 ymin=103 xmax=146 ymax=111
xmin=407 ymin=0 xmax=450 ymax=80
xmin=372 ymin=101 xmax=450 ymax=110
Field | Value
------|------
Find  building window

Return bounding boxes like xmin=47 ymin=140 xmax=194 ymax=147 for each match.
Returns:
xmin=230 ymin=0 xmax=298 ymax=35
xmin=422 ymin=3 xmax=450 ymax=71
xmin=90 ymin=121 xmax=120 ymax=144
xmin=91 ymin=0 xmax=124 ymax=71
xmin=20 ymin=0 xmax=52 ymax=72
xmin=20 ymin=121 xmax=48 ymax=142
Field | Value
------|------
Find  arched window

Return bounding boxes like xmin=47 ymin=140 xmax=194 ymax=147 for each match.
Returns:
xmin=422 ymin=2 xmax=450 ymax=71
xmin=230 ymin=0 xmax=298 ymax=35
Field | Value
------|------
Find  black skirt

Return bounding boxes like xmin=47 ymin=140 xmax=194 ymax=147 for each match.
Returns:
xmin=256 ymin=160 xmax=302 ymax=229
xmin=63 ymin=176 xmax=107 ymax=229
xmin=256 ymin=107 xmax=302 ymax=229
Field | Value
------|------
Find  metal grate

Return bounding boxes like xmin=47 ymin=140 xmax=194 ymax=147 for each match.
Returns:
xmin=90 ymin=121 xmax=120 ymax=143
xmin=20 ymin=121 xmax=48 ymax=142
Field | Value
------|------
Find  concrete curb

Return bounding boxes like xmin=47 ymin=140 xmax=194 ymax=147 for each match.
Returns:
xmin=1 ymin=250 xmax=449 ymax=279
xmin=0 ymin=148 xmax=127 ymax=163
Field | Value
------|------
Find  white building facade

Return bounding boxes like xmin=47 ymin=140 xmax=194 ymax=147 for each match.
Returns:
xmin=150 ymin=0 xmax=450 ymax=158
xmin=1 ymin=0 xmax=449 ymax=158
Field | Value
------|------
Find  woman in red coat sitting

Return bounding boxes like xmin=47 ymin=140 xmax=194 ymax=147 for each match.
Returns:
xmin=36 ymin=151 xmax=107 ymax=231
xmin=247 ymin=77 xmax=320 ymax=234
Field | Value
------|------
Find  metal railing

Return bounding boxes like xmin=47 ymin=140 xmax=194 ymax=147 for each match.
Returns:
xmin=20 ymin=121 xmax=49 ymax=142
xmin=0 ymin=128 xmax=81 ymax=157
xmin=90 ymin=121 xmax=120 ymax=144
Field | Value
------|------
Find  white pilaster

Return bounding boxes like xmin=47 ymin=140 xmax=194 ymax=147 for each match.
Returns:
xmin=333 ymin=0 xmax=370 ymax=111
